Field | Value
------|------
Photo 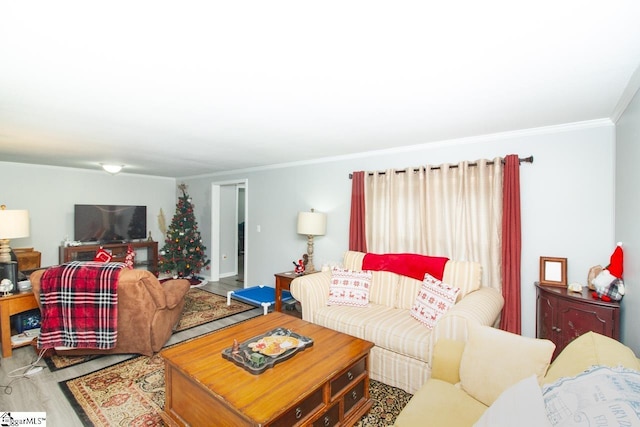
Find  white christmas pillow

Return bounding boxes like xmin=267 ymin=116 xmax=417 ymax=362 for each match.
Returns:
xmin=327 ymin=268 xmax=372 ymax=307
xmin=410 ymin=273 xmax=460 ymax=328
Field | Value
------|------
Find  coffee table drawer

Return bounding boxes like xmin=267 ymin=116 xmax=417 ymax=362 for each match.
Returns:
xmin=343 ymin=379 xmax=366 ymax=417
xmin=312 ymin=402 xmax=340 ymax=427
xmin=272 ymin=386 xmax=323 ymax=427
xmin=330 ymin=357 xmax=365 ymax=397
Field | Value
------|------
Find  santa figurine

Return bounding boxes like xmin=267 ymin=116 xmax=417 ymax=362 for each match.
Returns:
xmin=591 ymin=243 xmax=625 ymax=302
xmin=293 ymin=259 xmax=305 ymax=275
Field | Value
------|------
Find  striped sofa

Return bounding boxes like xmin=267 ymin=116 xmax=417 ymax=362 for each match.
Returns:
xmin=290 ymin=251 xmax=504 ymax=394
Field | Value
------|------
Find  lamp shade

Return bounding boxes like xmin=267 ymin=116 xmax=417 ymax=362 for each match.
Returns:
xmin=297 ymin=211 xmax=327 ymax=236
xmin=0 ymin=209 xmax=30 ymax=239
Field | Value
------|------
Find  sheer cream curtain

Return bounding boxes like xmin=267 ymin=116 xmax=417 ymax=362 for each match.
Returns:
xmin=365 ymin=158 xmax=503 ymax=290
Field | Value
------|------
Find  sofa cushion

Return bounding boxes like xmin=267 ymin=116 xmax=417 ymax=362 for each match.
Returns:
xmin=343 ymin=250 xmax=366 ymax=270
xmin=459 ymin=325 xmax=555 ymax=406
xmin=394 ymin=378 xmax=487 ymax=427
xmin=364 ymin=309 xmax=432 ymax=362
xmin=313 ymin=303 xmax=395 ymax=340
xmin=410 ymin=273 xmax=460 ymax=329
xmin=543 ymin=331 xmax=640 ymax=384
xmin=327 ymin=267 xmax=372 ymax=307
xmin=369 ymin=271 xmax=399 ymax=306
xmin=396 ymin=274 xmax=424 ymax=309
xmin=441 ymin=260 xmax=482 ymax=300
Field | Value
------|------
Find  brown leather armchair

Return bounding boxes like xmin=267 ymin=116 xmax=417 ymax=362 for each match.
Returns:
xmin=30 ymin=268 xmax=190 ymax=356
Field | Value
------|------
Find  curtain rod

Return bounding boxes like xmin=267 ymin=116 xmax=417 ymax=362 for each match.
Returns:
xmin=349 ymin=155 xmax=533 ymax=179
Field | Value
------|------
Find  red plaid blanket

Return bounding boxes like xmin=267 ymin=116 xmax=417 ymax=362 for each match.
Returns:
xmin=37 ymin=261 xmax=125 ymax=350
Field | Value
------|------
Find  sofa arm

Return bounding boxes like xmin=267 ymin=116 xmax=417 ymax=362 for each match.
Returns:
xmin=162 ymin=279 xmax=191 ymax=309
xmin=431 ymin=339 xmax=466 ymax=384
xmin=428 ymin=287 xmax=504 ymax=365
xmin=290 ymin=271 xmax=331 ymax=322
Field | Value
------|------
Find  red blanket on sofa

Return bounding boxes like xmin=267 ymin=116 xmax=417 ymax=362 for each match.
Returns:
xmin=37 ymin=261 xmax=125 ymax=350
xmin=362 ymin=253 xmax=449 ymax=281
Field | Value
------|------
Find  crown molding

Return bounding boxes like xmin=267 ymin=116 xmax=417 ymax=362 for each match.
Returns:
xmin=611 ymin=64 xmax=640 ymax=123
xmin=180 ymin=119 xmax=614 ymax=179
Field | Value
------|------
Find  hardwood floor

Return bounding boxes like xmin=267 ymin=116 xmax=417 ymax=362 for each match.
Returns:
xmin=0 ymin=277 xmax=261 ymax=426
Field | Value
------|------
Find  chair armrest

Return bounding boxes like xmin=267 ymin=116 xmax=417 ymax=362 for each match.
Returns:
xmin=428 ymin=287 xmax=504 ymax=365
xmin=29 ymin=269 xmax=46 ymax=308
xmin=162 ymin=279 xmax=191 ymax=309
xmin=431 ymin=339 xmax=466 ymax=384
xmin=290 ymin=271 xmax=331 ymax=322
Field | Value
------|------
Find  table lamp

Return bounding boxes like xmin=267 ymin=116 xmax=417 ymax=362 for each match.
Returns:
xmin=0 ymin=205 xmax=30 ymax=263
xmin=297 ymin=209 xmax=327 ymax=274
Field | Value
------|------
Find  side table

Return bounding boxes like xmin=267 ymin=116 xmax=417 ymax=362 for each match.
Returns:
xmin=274 ymin=271 xmax=301 ymax=313
xmin=0 ymin=291 xmax=39 ymax=357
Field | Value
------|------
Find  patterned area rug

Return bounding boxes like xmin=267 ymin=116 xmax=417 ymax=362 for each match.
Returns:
xmin=61 ymin=350 xmax=413 ymax=426
xmin=44 ymin=288 xmax=254 ymax=371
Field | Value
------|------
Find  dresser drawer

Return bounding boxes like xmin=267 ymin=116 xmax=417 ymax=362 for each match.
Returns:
xmin=330 ymin=357 xmax=365 ymax=397
xmin=343 ymin=379 xmax=366 ymax=417
xmin=272 ymin=387 xmax=323 ymax=427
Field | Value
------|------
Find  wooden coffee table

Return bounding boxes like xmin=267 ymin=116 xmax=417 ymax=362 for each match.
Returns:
xmin=161 ymin=312 xmax=374 ymax=426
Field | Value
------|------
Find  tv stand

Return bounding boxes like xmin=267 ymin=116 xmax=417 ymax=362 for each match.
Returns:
xmin=59 ymin=241 xmax=159 ymax=275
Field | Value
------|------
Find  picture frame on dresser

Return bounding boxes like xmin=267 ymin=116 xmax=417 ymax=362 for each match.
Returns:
xmin=539 ymin=256 xmax=567 ymax=287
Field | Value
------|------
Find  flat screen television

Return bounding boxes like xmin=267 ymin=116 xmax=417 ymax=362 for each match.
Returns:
xmin=74 ymin=204 xmax=147 ymax=243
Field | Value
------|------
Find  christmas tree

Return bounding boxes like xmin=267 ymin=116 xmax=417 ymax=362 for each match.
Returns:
xmin=159 ymin=184 xmax=210 ymax=278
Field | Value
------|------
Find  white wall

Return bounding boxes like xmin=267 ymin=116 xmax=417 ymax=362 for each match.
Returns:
xmin=182 ymin=120 xmax=616 ymax=339
xmin=615 ymin=88 xmax=640 ymax=355
xmin=1 ymin=162 xmax=177 ymax=267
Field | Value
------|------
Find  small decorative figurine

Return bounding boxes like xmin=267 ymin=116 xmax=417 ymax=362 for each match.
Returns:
xmin=567 ymin=282 xmax=583 ymax=293
xmin=250 ymin=352 xmax=265 ymax=367
xmin=0 ymin=278 xmax=13 ymax=296
xmin=592 ymin=243 xmax=625 ymax=302
xmin=232 ymin=339 xmax=240 ymax=355
xmin=293 ymin=259 xmax=305 ymax=275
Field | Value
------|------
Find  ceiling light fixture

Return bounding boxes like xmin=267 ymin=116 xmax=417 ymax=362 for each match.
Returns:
xmin=101 ymin=164 xmax=123 ymax=174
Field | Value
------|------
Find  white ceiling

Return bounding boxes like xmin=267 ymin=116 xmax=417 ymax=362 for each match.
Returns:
xmin=1 ymin=1 xmax=640 ymax=178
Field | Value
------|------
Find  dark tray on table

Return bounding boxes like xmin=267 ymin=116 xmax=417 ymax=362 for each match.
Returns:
xmin=221 ymin=327 xmax=313 ymax=374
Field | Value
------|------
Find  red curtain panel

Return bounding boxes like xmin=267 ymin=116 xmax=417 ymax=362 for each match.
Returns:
xmin=349 ymin=171 xmax=367 ymax=252
xmin=500 ymin=154 xmax=522 ymax=334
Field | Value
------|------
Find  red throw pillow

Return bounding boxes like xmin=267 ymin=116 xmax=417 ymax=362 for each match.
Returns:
xmin=94 ymin=247 xmax=113 ymax=263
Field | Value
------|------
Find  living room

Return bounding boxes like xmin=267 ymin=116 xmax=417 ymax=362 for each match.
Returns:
xmin=1 ymin=2 xmax=640 ymax=425
xmin=3 ymin=104 xmax=639 ymax=351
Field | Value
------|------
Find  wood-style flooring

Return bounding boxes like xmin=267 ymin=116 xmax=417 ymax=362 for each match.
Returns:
xmin=0 ymin=276 xmax=264 ymax=426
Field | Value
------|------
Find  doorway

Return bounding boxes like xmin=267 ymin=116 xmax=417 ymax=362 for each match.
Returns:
xmin=211 ymin=179 xmax=248 ymax=286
